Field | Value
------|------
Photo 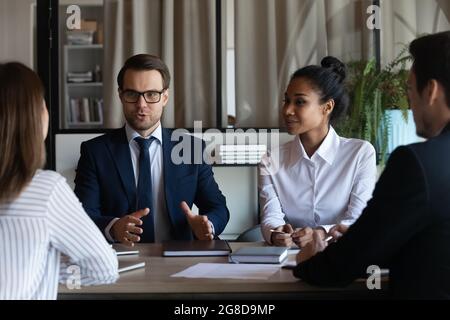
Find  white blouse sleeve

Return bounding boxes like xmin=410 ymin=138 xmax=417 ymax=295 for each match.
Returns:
xmin=46 ymin=177 xmax=119 ymax=286
xmin=258 ymin=152 xmax=287 ymax=244
xmin=340 ymin=142 xmax=377 ymax=226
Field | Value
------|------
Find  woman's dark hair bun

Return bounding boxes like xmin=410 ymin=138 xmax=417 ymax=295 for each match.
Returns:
xmin=290 ymin=56 xmax=349 ymax=124
xmin=321 ymin=56 xmax=346 ymax=83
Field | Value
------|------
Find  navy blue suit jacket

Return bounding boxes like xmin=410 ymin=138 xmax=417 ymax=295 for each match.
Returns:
xmin=74 ymin=127 xmax=229 ymax=241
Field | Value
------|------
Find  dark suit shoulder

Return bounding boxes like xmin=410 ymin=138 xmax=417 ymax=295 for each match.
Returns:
xmin=376 ymin=145 xmax=427 ymax=202
xmin=384 ymin=144 xmax=419 ymax=169
xmin=163 ymin=128 xmax=206 ymax=153
xmin=164 ymin=128 xmax=203 ymax=143
xmin=163 ymin=128 xmax=208 ymax=166
xmin=81 ymin=128 xmax=125 ymax=148
xmin=401 ymin=131 xmax=450 ymax=179
xmin=403 ymin=131 xmax=450 ymax=218
xmin=407 ymin=130 xmax=450 ymax=159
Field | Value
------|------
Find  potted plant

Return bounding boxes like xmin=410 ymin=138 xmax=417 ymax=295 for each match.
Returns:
xmin=336 ymin=46 xmax=419 ymax=165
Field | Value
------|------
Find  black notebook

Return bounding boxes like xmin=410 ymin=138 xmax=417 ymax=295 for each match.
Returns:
xmin=162 ymin=240 xmax=232 ymax=257
xmin=229 ymin=246 xmax=288 ymax=264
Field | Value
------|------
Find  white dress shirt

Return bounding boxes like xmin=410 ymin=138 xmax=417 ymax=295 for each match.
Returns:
xmin=259 ymin=126 xmax=377 ymax=244
xmin=0 ymin=170 xmax=118 ymax=299
xmin=105 ymin=122 xmax=172 ymax=243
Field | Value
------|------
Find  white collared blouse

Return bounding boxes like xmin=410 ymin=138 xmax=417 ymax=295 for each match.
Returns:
xmin=259 ymin=127 xmax=377 ymax=243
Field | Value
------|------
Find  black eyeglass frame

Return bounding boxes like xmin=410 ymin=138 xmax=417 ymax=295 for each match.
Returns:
xmin=120 ymin=89 xmax=167 ymax=104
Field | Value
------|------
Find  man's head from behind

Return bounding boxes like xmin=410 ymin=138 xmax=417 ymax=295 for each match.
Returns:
xmin=408 ymin=31 xmax=450 ymax=138
xmin=117 ymin=54 xmax=171 ymax=137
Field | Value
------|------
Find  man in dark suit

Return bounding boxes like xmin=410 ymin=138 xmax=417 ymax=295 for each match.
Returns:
xmin=293 ymin=31 xmax=450 ymax=299
xmin=74 ymin=54 xmax=229 ymax=245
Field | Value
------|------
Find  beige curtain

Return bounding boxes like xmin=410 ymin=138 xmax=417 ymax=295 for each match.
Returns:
xmin=103 ymin=0 xmax=216 ymax=128
xmin=381 ymin=0 xmax=450 ymax=66
xmin=103 ymin=0 xmax=449 ymax=129
xmin=234 ymin=0 xmax=373 ymax=128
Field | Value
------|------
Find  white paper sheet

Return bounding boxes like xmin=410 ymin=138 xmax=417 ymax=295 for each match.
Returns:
xmin=171 ymin=263 xmax=280 ymax=280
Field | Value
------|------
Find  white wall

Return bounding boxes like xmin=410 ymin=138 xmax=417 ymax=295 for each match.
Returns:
xmin=0 ymin=0 xmax=36 ymax=68
xmin=210 ymin=166 xmax=258 ymax=239
xmin=55 ymin=133 xmax=101 ymax=186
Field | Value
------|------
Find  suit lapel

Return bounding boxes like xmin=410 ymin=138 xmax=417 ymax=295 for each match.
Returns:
xmin=106 ymin=127 xmax=137 ymax=211
xmin=162 ymin=128 xmax=195 ymax=240
xmin=162 ymin=128 xmax=176 ymax=223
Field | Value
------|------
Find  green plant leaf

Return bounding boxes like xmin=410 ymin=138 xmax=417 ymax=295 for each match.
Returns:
xmin=342 ymin=43 xmax=412 ymax=164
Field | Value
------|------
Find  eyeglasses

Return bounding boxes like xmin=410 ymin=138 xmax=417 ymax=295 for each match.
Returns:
xmin=121 ymin=89 xmax=166 ymax=104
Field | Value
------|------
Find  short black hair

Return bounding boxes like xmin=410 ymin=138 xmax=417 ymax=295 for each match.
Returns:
xmin=117 ymin=54 xmax=171 ymax=90
xmin=409 ymin=31 xmax=450 ymax=108
xmin=290 ymin=56 xmax=349 ymax=123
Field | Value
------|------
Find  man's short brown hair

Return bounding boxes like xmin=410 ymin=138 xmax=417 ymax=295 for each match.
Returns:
xmin=117 ymin=54 xmax=171 ymax=90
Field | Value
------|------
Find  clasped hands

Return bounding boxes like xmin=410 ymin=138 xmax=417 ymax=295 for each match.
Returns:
xmin=271 ymin=223 xmax=349 ymax=264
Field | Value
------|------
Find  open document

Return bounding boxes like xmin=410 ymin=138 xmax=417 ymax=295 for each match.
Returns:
xmin=171 ymin=263 xmax=280 ymax=280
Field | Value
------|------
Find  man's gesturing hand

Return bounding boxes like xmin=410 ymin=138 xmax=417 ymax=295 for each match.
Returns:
xmin=111 ymin=208 xmax=149 ymax=247
xmin=180 ymin=201 xmax=214 ymax=240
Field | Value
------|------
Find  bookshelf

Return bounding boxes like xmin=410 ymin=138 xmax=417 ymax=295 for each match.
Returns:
xmin=59 ymin=0 xmax=104 ymax=130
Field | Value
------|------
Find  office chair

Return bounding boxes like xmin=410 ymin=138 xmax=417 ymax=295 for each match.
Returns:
xmin=235 ymin=224 xmax=264 ymax=242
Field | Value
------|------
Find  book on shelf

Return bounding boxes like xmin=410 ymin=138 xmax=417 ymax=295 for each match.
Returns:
xmin=67 ymin=71 xmax=93 ymax=83
xmin=217 ymin=156 xmax=263 ymax=164
xmin=229 ymin=246 xmax=288 ymax=264
xmin=81 ymin=98 xmax=90 ymax=122
xmin=66 ymin=30 xmax=94 ymax=45
xmin=69 ymin=98 xmax=80 ymax=123
xmin=219 ymin=151 xmax=266 ymax=155
xmin=219 ymin=155 xmax=265 ymax=161
xmin=219 ymin=160 xmax=261 ymax=165
xmin=219 ymin=155 xmax=263 ymax=160
xmin=80 ymin=20 xmax=98 ymax=34
xmin=69 ymin=97 xmax=103 ymax=124
xmin=162 ymin=240 xmax=232 ymax=257
xmin=215 ymin=144 xmax=267 ymax=165
xmin=219 ymin=145 xmax=267 ymax=152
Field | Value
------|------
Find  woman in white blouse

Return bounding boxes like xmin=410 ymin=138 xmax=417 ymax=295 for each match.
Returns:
xmin=0 ymin=62 xmax=118 ymax=299
xmin=259 ymin=56 xmax=377 ymax=247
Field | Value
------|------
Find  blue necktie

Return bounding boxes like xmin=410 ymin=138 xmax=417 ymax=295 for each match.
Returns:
xmin=134 ymin=136 xmax=156 ymax=243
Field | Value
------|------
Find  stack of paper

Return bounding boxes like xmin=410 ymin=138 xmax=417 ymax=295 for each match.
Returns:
xmin=171 ymin=263 xmax=280 ymax=280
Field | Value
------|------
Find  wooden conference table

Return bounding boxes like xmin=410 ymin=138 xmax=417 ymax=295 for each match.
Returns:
xmin=58 ymin=242 xmax=387 ymax=300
